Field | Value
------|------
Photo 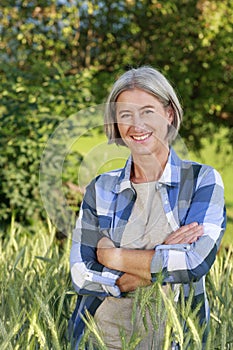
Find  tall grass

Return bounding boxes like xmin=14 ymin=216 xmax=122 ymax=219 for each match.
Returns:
xmin=0 ymin=217 xmax=232 ymax=349
xmin=0 ymin=217 xmax=74 ymax=350
xmin=80 ymin=249 xmax=233 ymax=350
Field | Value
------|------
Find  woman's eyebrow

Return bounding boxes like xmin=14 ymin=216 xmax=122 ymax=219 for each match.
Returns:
xmin=117 ymin=105 xmax=157 ymax=117
xmin=139 ymin=105 xmax=155 ymax=111
xmin=118 ymin=109 xmax=132 ymax=115
xmin=118 ymin=105 xmax=155 ymax=113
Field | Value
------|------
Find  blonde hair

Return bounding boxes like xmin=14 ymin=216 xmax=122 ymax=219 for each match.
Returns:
xmin=104 ymin=66 xmax=183 ymax=145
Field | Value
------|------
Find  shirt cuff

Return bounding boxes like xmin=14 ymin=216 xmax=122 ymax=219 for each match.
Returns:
xmin=102 ymin=284 xmax=121 ymax=297
xmin=150 ymin=248 xmax=166 ymax=280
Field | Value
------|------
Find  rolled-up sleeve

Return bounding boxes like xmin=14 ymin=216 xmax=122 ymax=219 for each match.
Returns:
xmin=70 ymin=180 xmax=121 ymax=297
xmin=151 ymin=167 xmax=226 ymax=283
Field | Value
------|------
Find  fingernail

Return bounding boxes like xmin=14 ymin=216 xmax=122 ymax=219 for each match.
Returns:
xmin=191 ymin=222 xmax=198 ymax=227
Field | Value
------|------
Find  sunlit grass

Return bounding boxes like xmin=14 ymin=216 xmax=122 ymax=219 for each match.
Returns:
xmin=0 ymin=217 xmax=74 ymax=350
xmin=0 ymin=216 xmax=232 ymax=349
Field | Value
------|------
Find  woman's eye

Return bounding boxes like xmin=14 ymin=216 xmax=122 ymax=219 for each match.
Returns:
xmin=120 ymin=113 xmax=132 ymax=119
xmin=143 ymin=109 xmax=154 ymax=116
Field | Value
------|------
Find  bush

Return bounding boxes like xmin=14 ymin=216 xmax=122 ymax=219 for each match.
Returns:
xmin=0 ymin=66 xmax=97 ymax=226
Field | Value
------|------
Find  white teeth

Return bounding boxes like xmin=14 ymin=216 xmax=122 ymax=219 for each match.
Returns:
xmin=132 ymin=134 xmax=150 ymax=141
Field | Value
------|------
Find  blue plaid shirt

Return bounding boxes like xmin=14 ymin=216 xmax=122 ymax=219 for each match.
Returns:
xmin=69 ymin=148 xmax=226 ymax=348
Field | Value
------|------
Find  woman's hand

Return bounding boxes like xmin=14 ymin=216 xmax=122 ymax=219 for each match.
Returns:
xmin=116 ymin=273 xmax=151 ymax=293
xmin=164 ymin=222 xmax=204 ymax=245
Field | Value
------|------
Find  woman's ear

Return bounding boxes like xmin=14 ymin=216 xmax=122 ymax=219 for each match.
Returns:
xmin=167 ymin=106 xmax=174 ymax=124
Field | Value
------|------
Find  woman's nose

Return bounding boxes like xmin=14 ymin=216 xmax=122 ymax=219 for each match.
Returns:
xmin=132 ymin=111 xmax=144 ymax=128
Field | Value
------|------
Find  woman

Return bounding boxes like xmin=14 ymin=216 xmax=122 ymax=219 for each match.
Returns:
xmin=69 ymin=67 xmax=226 ymax=349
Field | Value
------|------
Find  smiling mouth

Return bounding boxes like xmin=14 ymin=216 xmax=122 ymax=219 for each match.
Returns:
xmin=131 ymin=133 xmax=152 ymax=141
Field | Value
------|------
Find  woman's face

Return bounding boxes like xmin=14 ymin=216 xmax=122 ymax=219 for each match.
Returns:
xmin=116 ymin=88 xmax=173 ymax=156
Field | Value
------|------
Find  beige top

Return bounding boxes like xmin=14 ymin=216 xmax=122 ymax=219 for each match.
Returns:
xmin=121 ymin=181 xmax=172 ymax=249
xmin=93 ymin=182 xmax=173 ymax=349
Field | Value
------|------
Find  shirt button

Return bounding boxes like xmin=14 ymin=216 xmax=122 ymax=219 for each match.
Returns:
xmin=85 ymin=272 xmax=92 ymax=280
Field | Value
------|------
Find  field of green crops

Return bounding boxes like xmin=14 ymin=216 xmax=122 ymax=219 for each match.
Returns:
xmin=0 ymin=217 xmax=232 ymax=349
xmin=0 ymin=130 xmax=232 ymax=349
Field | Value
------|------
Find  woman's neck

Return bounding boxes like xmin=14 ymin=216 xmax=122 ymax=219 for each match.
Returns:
xmin=131 ymin=149 xmax=169 ymax=183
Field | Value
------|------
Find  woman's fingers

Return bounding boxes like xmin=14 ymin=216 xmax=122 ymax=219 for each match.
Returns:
xmin=164 ymin=222 xmax=204 ymax=245
xmin=116 ymin=273 xmax=151 ymax=292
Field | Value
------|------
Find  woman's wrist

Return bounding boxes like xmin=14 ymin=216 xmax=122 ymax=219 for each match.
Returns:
xmin=97 ymin=237 xmax=119 ymax=268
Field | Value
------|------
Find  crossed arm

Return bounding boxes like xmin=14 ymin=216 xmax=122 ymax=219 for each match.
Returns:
xmin=97 ymin=222 xmax=204 ymax=292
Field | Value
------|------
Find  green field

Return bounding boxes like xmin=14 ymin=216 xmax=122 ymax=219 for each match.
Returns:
xmin=0 ymin=218 xmax=232 ymax=349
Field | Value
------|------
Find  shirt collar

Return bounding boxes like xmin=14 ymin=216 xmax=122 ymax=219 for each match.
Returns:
xmin=114 ymin=147 xmax=181 ymax=193
xmin=158 ymin=148 xmax=181 ymax=186
xmin=114 ymin=156 xmax=133 ymax=193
